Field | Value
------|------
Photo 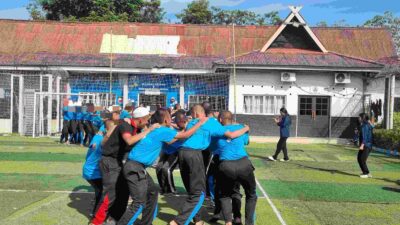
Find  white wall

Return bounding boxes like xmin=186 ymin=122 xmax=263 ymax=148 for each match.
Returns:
xmin=0 ymin=119 xmax=11 ymax=133
xmin=230 ymin=70 xmax=365 ymax=117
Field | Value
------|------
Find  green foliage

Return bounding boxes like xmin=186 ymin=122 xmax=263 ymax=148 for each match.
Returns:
xmin=373 ymin=129 xmax=400 ymax=149
xmin=27 ymin=0 xmax=164 ymax=23
xmin=176 ymin=0 xmax=212 ymax=24
xmin=316 ymin=21 xmax=328 ymax=27
xmin=364 ymin=11 xmax=400 ymax=55
xmin=177 ymin=0 xmax=281 ymax=25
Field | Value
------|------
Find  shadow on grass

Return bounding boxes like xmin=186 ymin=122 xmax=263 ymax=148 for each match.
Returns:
xmin=67 ymin=185 xmax=93 ymax=220
xmin=157 ymin=193 xmax=218 ymax=224
xmin=382 ymin=186 xmax=400 ymax=193
xmin=293 ymin=163 xmax=359 ymax=177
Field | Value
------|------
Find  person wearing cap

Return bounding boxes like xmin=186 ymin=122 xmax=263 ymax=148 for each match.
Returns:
xmin=117 ymin=108 xmax=208 ymax=225
xmin=83 ymin=120 xmax=114 ymax=219
xmin=90 ymin=107 xmax=159 ymax=225
xmin=156 ymin=110 xmax=187 ymax=195
xmin=169 ymin=97 xmax=177 ymax=109
xmin=169 ymin=105 xmax=249 ymax=225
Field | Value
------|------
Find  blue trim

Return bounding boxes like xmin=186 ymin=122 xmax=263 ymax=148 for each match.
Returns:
xmin=184 ymin=192 xmax=205 ymax=225
xmin=153 ymin=203 xmax=158 ymax=220
xmin=127 ymin=205 xmax=143 ymax=225
xmin=208 ymin=175 xmax=215 ymax=200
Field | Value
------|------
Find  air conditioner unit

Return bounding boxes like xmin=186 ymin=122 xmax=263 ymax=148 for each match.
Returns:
xmin=281 ymin=72 xmax=296 ymax=82
xmin=335 ymin=73 xmax=351 ymax=84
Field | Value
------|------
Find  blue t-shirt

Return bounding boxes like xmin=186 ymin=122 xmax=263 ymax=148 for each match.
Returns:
xmin=82 ymin=135 xmax=104 ymax=180
xmin=217 ymin=124 xmax=249 ymax=161
xmin=82 ymin=112 xmax=91 ymax=121
xmin=91 ymin=114 xmax=103 ymax=129
xmin=208 ymin=137 xmax=220 ymax=156
xmin=63 ymin=107 xmax=71 ymax=121
xmin=76 ymin=111 xmax=84 ymax=120
xmin=181 ymin=118 xmax=227 ymax=151
xmin=163 ymin=140 xmax=183 ymax=155
xmin=128 ymin=126 xmax=177 ymax=167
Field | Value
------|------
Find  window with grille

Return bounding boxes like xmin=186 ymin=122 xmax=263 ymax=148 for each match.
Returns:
xmin=243 ymin=95 xmax=286 ymax=115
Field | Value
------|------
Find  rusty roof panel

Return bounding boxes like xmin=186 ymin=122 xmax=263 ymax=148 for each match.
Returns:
xmin=0 ymin=20 xmax=396 ymax=62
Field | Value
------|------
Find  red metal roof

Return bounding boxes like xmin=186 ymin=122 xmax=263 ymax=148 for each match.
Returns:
xmin=0 ymin=19 xmax=396 ymax=62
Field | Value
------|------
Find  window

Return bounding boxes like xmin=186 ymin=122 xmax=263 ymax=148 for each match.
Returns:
xmin=243 ymin=95 xmax=286 ymax=115
xmin=188 ymin=95 xmax=227 ymax=111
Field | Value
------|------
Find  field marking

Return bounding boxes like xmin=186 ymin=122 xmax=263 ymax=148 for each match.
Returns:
xmin=255 ymin=178 xmax=287 ymax=225
xmin=0 ymin=189 xmax=94 ymax=194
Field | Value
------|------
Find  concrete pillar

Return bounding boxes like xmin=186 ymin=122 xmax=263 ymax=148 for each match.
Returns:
xmin=179 ymin=75 xmax=185 ymax=109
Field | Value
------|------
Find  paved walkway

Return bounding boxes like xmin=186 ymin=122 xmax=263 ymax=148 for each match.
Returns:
xmin=250 ymin=136 xmax=350 ymax=144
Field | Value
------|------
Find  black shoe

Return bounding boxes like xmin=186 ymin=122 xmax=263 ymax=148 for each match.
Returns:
xmin=209 ymin=215 xmax=220 ymax=223
xmin=233 ymin=217 xmax=243 ymax=225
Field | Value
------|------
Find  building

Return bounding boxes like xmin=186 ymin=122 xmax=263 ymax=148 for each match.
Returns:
xmin=0 ymin=7 xmax=398 ymax=137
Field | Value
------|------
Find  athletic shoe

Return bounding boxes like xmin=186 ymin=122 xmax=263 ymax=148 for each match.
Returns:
xmin=279 ymin=159 xmax=290 ymax=162
xmin=267 ymin=156 xmax=276 ymax=161
xmin=360 ymin=174 xmax=369 ymax=178
xmin=209 ymin=214 xmax=221 ymax=223
xmin=233 ymin=217 xmax=243 ymax=225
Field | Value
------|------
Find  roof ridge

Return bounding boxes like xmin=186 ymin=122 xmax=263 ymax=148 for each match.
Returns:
xmin=329 ymin=51 xmax=384 ymax=66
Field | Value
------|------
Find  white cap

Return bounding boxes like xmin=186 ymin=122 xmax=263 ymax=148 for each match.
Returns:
xmin=133 ymin=107 xmax=150 ymax=118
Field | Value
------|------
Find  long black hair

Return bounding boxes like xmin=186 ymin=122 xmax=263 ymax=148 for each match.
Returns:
xmin=359 ymin=113 xmax=370 ymax=123
xmin=280 ymin=107 xmax=288 ymax=115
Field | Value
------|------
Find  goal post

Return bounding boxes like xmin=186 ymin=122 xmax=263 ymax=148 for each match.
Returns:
xmin=32 ymin=92 xmax=97 ymax=138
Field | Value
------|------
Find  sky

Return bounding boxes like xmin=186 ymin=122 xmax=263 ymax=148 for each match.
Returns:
xmin=0 ymin=0 xmax=399 ymax=26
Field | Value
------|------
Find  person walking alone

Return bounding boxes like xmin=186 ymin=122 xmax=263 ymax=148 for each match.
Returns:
xmin=268 ymin=107 xmax=291 ymax=162
xmin=358 ymin=113 xmax=373 ymax=178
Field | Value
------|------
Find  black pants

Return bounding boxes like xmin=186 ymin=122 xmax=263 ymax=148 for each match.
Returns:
xmin=357 ymin=147 xmax=371 ymax=174
xmin=91 ymin=157 xmax=130 ymax=225
xmin=87 ymin=178 xmax=103 ymax=217
xmin=156 ymin=152 xmax=179 ymax=194
xmin=118 ymin=160 xmax=158 ymax=225
xmin=60 ymin=120 xmax=70 ymax=143
xmin=219 ymin=157 xmax=257 ymax=225
xmin=210 ymin=155 xmax=242 ymax=220
xmin=69 ymin=120 xmax=78 ymax=143
xmin=175 ymin=149 xmax=206 ymax=225
xmin=273 ymin=137 xmax=289 ymax=160
xmin=83 ymin=120 xmax=94 ymax=145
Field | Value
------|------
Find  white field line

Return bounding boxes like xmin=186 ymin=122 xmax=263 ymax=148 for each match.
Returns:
xmin=0 ymin=188 xmax=271 ymax=200
xmin=255 ymin=178 xmax=287 ymax=225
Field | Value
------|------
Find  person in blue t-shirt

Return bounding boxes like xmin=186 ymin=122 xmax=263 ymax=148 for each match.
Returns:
xmin=75 ymin=106 xmax=86 ymax=146
xmin=156 ymin=110 xmax=187 ymax=195
xmin=170 ymin=105 xmax=249 ymax=225
xmin=60 ymin=106 xmax=72 ymax=144
xmin=358 ymin=113 xmax=374 ymax=178
xmin=83 ymin=120 xmax=114 ymax=219
xmin=216 ymin=111 xmax=257 ymax=225
xmin=118 ymin=108 xmax=208 ymax=225
xmin=82 ymin=105 xmax=95 ymax=146
xmin=268 ymin=107 xmax=292 ymax=162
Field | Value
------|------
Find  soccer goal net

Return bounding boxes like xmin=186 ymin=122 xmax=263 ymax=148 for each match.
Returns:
xmin=0 ymin=70 xmax=230 ymax=137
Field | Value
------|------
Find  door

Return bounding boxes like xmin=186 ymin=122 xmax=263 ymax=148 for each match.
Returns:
xmin=139 ymin=94 xmax=166 ymax=111
xmin=298 ymin=96 xmax=330 ymax=137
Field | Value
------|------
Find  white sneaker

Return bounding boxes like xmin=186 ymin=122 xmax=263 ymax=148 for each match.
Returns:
xmin=267 ymin=156 xmax=276 ymax=161
xmin=279 ymin=159 xmax=290 ymax=162
xmin=360 ymin=174 xmax=370 ymax=178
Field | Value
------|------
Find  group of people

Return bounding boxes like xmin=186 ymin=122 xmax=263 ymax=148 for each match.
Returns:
xmin=82 ymin=101 xmax=256 ymax=225
xmin=60 ymin=103 xmax=105 ymax=146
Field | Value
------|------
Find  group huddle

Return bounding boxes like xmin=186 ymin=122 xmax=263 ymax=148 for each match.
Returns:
xmin=81 ymin=103 xmax=255 ymax=225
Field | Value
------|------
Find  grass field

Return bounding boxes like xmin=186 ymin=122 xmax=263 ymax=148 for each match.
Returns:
xmin=0 ymin=136 xmax=399 ymax=225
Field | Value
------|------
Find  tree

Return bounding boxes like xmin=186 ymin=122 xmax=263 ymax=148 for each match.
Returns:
xmin=178 ymin=0 xmax=281 ymax=25
xmin=27 ymin=0 xmax=165 ymax=23
xmin=332 ymin=19 xmax=350 ymax=27
xmin=316 ymin=21 xmax=328 ymax=27
xmin=364 ymin=11 xmax=400 ymax=55
xmin=176 ymin=0 xmax=212 ymax=24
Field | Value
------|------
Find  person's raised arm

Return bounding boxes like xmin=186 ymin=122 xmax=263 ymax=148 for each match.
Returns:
xmin=101 ymin=125 xmax=117 ymax=146
xmin=122 ymin=123 xmax=160 ymax=146
xmin=174 ymin=117 xmax=208 ymax=139
xmin=224 ymin=125 xmax=250 ymax=139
